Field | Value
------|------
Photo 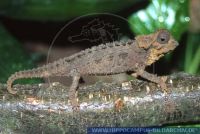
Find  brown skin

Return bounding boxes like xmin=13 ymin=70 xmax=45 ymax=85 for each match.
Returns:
xmin=7 ymin=29 xmax=178 ymax=110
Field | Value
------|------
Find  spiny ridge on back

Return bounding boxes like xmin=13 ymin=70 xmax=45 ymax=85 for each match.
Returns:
xmin=62 ymin=39 xmax=134 ymax=62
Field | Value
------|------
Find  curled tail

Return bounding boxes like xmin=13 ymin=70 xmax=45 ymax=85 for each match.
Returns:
xmin=7 ymin=66 xmax=50 ymax=94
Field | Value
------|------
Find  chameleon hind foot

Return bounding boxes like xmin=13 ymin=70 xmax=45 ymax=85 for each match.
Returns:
xmin=69 ymin=74 xmax=80 ymax=111
xmin=71 ymin=98 xmax=80 ymax=111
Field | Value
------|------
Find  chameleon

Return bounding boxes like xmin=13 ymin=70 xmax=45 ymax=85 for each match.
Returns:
xmin=7 ymin=29 xmax=178 ymax=110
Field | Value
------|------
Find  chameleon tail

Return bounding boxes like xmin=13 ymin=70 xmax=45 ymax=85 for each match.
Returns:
xmin=7 ymin=73 xmax=18 ymax=94
xmin=7 ymin=67 xmax=49 ymax=94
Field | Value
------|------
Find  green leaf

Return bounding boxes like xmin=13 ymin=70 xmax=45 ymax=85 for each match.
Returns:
xmin=184 ymin=33 xmax=200 ymax=74
xmin=128 ymin=0 xmax=189 ymax=40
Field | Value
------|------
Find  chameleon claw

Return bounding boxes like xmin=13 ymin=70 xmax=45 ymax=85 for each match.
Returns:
xmin=161 ymin=76 xmax=168 ymax=82
xmin=72 ymin=105 xmax=80 ymax=112
xmin=70 ymin=98 xmax=80 ymax=112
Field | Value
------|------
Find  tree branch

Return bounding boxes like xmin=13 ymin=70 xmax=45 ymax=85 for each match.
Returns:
xmin=0 ymin=73 xmax=200 ymax=133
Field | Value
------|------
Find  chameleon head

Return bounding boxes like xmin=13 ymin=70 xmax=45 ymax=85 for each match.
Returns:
xmin=135 ymin=29 xmax=179 ymax=65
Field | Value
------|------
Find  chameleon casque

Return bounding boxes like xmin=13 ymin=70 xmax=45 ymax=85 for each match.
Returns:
xmin=7 ymin=29 xmax=178 ymax=110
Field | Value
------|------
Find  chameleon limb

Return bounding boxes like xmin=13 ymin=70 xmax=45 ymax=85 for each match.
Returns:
xmin=69 ymin=75 xmax=81 ymax=111
xmin=136 ymin=69 xmax=168 ymax=93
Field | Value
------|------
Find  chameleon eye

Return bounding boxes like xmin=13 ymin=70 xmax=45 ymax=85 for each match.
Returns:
xmin=157 ymin=30 xmax=170 ymax=44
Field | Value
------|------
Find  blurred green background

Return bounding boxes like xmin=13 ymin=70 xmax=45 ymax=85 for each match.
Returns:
xmin=0 ymin=0 xmax=199 ymax=129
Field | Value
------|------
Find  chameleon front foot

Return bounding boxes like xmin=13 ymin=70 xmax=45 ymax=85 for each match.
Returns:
xmin=136 ymin=70 xmax=170 ymax=94
xmin=159 ymin=76 xmax=170 ymax=94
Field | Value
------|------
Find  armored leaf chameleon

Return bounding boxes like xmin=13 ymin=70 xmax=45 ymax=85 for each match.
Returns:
xmin=7 ymin=29 xmax=178 ymax=110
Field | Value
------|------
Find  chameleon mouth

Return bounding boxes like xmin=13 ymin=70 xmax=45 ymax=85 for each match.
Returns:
xmin=168 ymin=40 xmax=179 ymax=51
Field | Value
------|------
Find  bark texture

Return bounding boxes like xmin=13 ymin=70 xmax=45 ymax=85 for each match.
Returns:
xmin=0 ymin=73 xmax=200 ymax=134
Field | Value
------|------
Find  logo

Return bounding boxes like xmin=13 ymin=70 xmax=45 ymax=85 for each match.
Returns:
xmin=68 ymin=18 xmax=121 ymax=44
